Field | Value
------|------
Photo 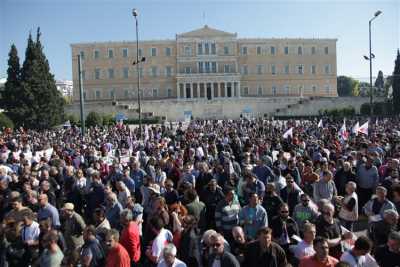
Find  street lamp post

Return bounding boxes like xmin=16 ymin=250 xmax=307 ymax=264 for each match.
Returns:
xmin=132 ymin=8 xmax=143 ymax=139
xmin=367 ymin=10 xmax=382 ymax=116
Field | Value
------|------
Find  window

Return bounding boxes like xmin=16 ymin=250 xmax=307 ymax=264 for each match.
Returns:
xmin=167 ymin=88 xmax=172 ymax=97
xmin=122 ymin=48 xmax=128 ymax=58
xmin=108 ymin=49 xmax=113 ymax=58
xmin=198 ymin=62 xmax=204 ymax=73
xmin=311 ymin=65 xmax=316 ymax=74
xmin=324 ymin=46 xmax=329 ymax=55
xmin=205 ymin=43 xmax=210 ymax=55
xmin=284 ymin=46 xmax=289 ymax=55
xmin=271 ymin=46 xmax=276 ymax=55
xmin=241 ymin=46 xmax=247 ymax=55
xmin=257 ymin=65 xmax=263 ymax=75
xmin=94 ymin=50 xmax=100 ymax=59
xmin=110 ymin=90 xmax=115 ymax=99
xmin=108 ymin=68 xmax=114 ymax=79
xmin=124 ymin=90 xmax=129 ymax=98
xmin=211 ymin=43 xmax=216 ymax=55
xmin=123 ymin=67 xmax=129 ymax=79
xmin=96 ymin=90 xmax=101 ymax=99
xmin=298 ymin=46 xmax=303 ymax=55
xmin=271 ymin=64 xmax=276 ymax=75
xmin=258 ymin=86 xmax=263 ymax=96
xmin=166 ymin=66 xmax=172 ymax=77
xmin=311 ymin=46 xmax=316 ymax=55
xmin=151 ymin=66 xmax=158 ymax=77
xmin=152 ymin=89 xmax=158 ymax=98
xmin=257 ymin=46 xmax=262 ymax=55
xmin=325 ymin=64 xmax=330 ymax=74
xmin=243 ymin=87 xmax=249 ymax=96
xmin=224 ymin=46 xmax=229 ymax=55
xmin=138 ymin=48 xmax=143 ymax=58
xmin=205 ymin=62 xmax=211 ymax=73
xmin=80 ymin=51 xmax=85 ymax=59
xmin=325 ymin=85 xmax=330 ymax=94
xmin=198 ymin=43 xmax=203 ymax=55
xmin=184 ymin=46 xmax=192 ymax=56
xmin=242 ymin=65 xmax=248 ymax=75
xmin=211 ymin=62 xmax=217 ymax=73
xmin=297 ymin=65 xmax=304 ymax=75
xmin=312 ymin=85 xmax=317 ymax=94
xmin=272 ymin=86 xmax=277 ymax=96
xmin=151 ymin=48 xmax=157 ymax=57
xmin=165 ymin=47 xmax=171 ymax=56
xmin=224 ymin=64 xmax=230 ymax=73
xmin=284 ymin=65 xmax=290 ymax=74
xmin=95 ymin=68 xmax=101 ymax=80
xmin=284 ymin=85 xmax=290 ymax=95
xmin=184 ymin=67 xmax=191 ymax=74
xmin=81 ymin=70 xmax=86 ymax=80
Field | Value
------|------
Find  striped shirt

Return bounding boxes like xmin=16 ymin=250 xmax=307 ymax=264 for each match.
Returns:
xmin=215 ymin=199 xmax=241 ymax=232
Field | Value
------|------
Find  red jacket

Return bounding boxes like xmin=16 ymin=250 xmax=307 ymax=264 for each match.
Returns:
xmin=120 ymin=221 xmax=141 ymax=263
xmin=106 ymin=243 xmax=131 ymax=267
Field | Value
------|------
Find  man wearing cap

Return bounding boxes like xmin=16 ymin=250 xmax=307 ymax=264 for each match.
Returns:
xmin=62 ymin=202 xmax=86 ymax=257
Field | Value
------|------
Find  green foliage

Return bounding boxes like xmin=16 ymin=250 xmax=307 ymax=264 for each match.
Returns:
xmin=319 ymin=106 xmax=355 ymax=117
xmin=86 ymin=111 xmax=103 ymax=127
xmin=0 ymin=113 xmax=14 ymax=129
xmin=360 ymin=102 xmax=393 ymax=116
xmin=337 ymin=76 xmax=359 ymax=96
xmin=2 ymin=29 xmax=64 ymax=129
xmin=102 ymin=114 xmax=114 ymax=126
xmin=66 ymin=114 xmax=79 ymax=125
xmin=393 ymin=50 xmax=400 ymax=114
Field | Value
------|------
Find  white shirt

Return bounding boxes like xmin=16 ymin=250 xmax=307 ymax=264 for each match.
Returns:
xmin=292 ymin=240 xmax=315 ymax=259
xmin=340 ymin=251 xmax=379 ymax=267
xmin=211 ymin=259 xmax=221 ymax=267
xmin=152 ymin=228 xmax=173 ymax=262
xmin=21 ymin=221 xmax=40 ymax=241
xmin=157 ymin=258 xmax=187 ymax=267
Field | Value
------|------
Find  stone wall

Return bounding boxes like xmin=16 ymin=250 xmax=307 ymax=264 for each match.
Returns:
xmin=65 ymin=97 xmax=377 ymax=121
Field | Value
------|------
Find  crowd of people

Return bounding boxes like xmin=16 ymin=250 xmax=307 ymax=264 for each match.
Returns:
xmin=1 ymin=117 xmax=400 ymax=267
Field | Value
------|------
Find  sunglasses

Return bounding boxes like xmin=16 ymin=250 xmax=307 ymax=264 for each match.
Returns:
xmin=287 ymin=180 xmax=294 ymax=184
xmin=281 ymin=210 xmax=289 ymax=213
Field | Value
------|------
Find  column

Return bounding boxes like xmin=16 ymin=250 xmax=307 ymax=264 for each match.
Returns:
xmin=183 ymin=83 xmax=187 ymax=99
xmin=177 ymin=82 xmax=180 ymax=99
xmin=214 ymin=83 xmax=219 ymax=98
xmin=237 ymin=81 xmax=241 ymax=98
xmin=224 ymin=82 xmax=227 ymax=99
xmin=190 ymin=83 xmax=193 ymax=100
xmin=211 ymin=82 xmax=214 ymax=100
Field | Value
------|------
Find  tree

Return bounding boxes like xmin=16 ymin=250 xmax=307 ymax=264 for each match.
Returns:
xmin=337 ymin=76 xmax=359 ymax=96
xmin=86 ymin=111 xmax=103 ymax=127
xmin=1 ymin=44 xmax=24 ymax=125
xmin=393 ymin=50 xmax=400 ymax=114
xmin=375 ymin=70 xmax=384 ymax=96
xmin=0 ymin=113 xmax=14 ymax=129
xmin=19 ymin=28 xmax=65 ymax=129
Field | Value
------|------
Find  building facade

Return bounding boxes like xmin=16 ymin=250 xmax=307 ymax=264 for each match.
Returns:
xmin=71 ymin=26 xmax=337 ymax=102
xmin=56 ymin=80 xmax=73 ymax=97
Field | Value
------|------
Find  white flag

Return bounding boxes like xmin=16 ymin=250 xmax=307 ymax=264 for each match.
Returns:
xmin=339 ymin=121 xmax=349 ymax=141
xmin=283 ymin=127 xmax=293 ymax=139
xmin=352 ymin=122 xmax=359 ymax=135
xmin=318 ymin=119 xmax=323 ymax=128
xmin=144 ymin=125 xmax=149 ymax=142
xmin=358 ymin=121 xmax=369 ymax=136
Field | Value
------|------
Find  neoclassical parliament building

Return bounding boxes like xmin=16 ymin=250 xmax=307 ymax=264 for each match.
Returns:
xmin=71 ymin=25 xmax=337 ymax=103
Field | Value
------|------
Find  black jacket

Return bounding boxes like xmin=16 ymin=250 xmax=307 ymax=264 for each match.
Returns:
xmin=243 ymin=240 xmax=287 ymax=267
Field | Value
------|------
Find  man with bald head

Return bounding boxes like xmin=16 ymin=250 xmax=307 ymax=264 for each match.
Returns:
xmin=37 ymin=193 xmax=60 ymax=229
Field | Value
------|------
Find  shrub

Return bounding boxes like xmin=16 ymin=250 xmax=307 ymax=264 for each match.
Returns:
xmin=86 ymin=111 xmax=103 ymax=127
xmin=0 ymin=113 xmax=14 ymax=129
